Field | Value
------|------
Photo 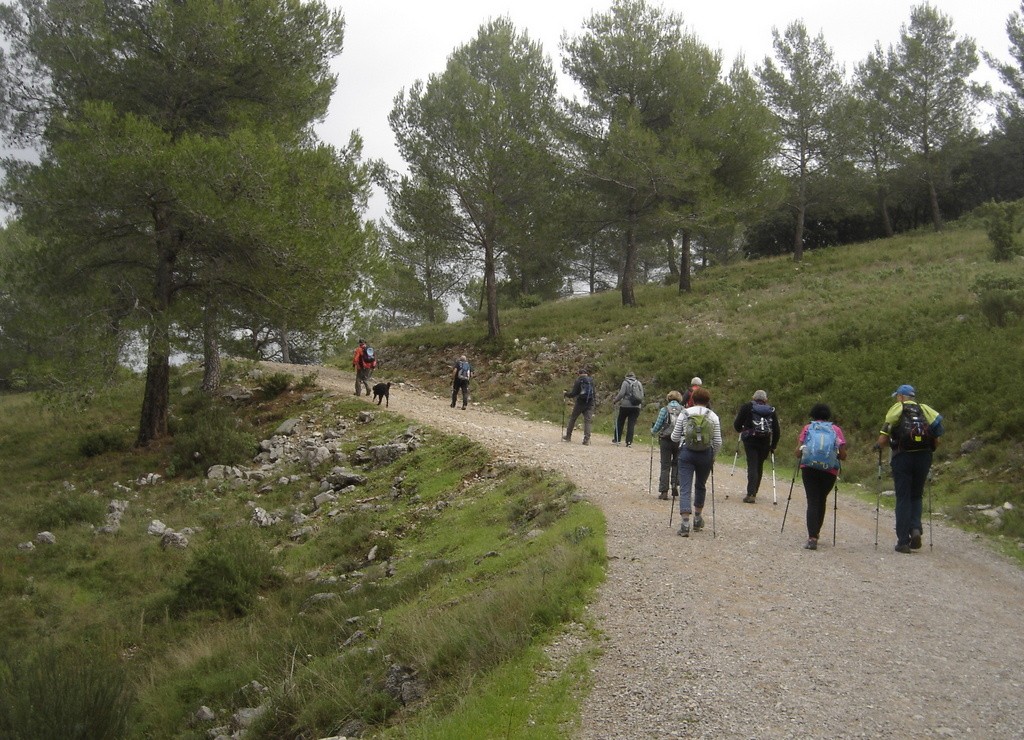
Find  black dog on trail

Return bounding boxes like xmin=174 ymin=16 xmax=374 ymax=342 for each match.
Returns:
xmin=372 ymin=382 xmax=391 ymax=407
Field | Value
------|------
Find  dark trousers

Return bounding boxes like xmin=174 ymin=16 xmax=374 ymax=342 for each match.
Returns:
xmin=802 ymin=467 xmax=837 ymax=539
xmin=743 ymin=437 xmax=771 ymax=497
xmin=657 ymin=437 xmax=680 ymax=492
xmin=451 ymin=379 xmax=469 ymax=407
xmin=891 ymin=451 xmax=932 ymax=546
xmin=565 ymin=402 xmax=594 ymax=441
xmin=614 ymin=406 xmax=640 ymax=444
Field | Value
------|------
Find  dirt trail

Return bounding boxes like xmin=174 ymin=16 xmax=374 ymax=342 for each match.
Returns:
xmin=266 ymin=362 xmax=1024 ymax=739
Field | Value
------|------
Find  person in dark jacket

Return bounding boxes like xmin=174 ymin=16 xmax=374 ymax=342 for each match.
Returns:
xmin=563 ymin=367 xmax=596 ymax=445
xmin=733 ymin=389 xmax=781 ymax=503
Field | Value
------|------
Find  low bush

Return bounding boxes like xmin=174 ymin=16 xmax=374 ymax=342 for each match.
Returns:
xmin=78 ymin=430 xmax=129 ymax=457
xmin=170 ymin=395 xmax=256 ymax=476
xmin=0 ymin=642 xmax=134 ymax=740
xmin=30 ymin=491 xmax=107 ymax=530
xmin=259 ymin=372 xmax=292 ymax=399
xmin=172 ymin=528 xmax=278 ymax=617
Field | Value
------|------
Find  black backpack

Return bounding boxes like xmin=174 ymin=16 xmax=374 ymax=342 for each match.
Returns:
xmin=894 ymin=402 xmax=935 ymax=451
xmin=578 ymin=376 xmax=595 ymax=406
xmin=626 ymin=378 xmax=644 ymax=405
xmin=749 ymin=402 xmax=774 ymax=438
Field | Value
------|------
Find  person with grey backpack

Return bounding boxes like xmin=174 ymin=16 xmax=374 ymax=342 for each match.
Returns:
xmin=612 ymin=371 xmax=644 ymax=447
xmin=670 ymin=387 xmax=722 ymax=537
xmin=650 ymin=390 xmax=684 ymax=500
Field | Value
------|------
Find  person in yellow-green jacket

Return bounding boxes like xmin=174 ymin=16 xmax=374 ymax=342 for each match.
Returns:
xmin=875 ymin=384 xmax=945 ymax=554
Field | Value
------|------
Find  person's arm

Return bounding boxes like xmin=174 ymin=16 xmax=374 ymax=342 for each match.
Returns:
xmin=670 ymin=411 xmax=685 ymax=443
xmin=733 ymin=403 xmax=748 ymax=433
xmin=796 ymin=425 xmax=806 ymax=459
xmin=836 ymin=425 xmax=848 ymax=461
xmin=651 ymin=407 xmax=667 ymax=435
xmin=711 ymin=412 xmax=723 ymax=454
xmin=770 ymin=412 xmax=781 ymax=452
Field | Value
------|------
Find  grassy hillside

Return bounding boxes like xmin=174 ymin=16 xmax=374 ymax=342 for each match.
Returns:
xmin=366 ymin=225 xmax=1024 ymax=551
xmin=0 ymin=366 xmax=604 ymax=738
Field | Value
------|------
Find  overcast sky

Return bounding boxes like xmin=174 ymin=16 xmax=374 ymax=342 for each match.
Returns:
xmin=322 ymin=0 xmax=1016 ymax=220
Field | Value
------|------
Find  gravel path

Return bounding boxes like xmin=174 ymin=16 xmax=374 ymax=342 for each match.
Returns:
xmin=268 ymin=363 xmax=1024 ymax=738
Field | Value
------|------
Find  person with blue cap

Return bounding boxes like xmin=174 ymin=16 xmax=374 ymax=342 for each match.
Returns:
xmin=876 ymin=384 xmax=945 ymax=553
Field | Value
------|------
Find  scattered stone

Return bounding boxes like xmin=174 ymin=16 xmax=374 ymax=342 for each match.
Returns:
xmin=160 ymin=531 xmax=189 ymax=549
xmin=275 ymin=418 xmax=301 ymax=436
xmin=17 ymin=541 xmax=35 ymax=551
xmin=250 ymin=507 xmax=278 ymax=527
xmin=35 ymin=531 xmax=56 ymax=545
xmin=148 ymin=520 xmax=169 ymax=536
xmin=193 ymin=706 xmax=216 ymax=723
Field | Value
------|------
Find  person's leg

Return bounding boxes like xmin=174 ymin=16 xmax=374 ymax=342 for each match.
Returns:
xmin=565 ymin=404 xmax=580 ymax=439
xmin=692 ymin=450 xmax=711 ymax=513
xmin=613 ymin=408 xmax=624 ymax=443
xmin=677 ymin=450 xmax=695 ymax=516
xmin=582 ymin=405 xmax=594 ymax=443
xmin=354 ymin=371 xmax=361 ymax=395
xmin=624 ymin=407 xmax=639 ymax=445
xmin=670 ymin=444 xmax=679 ymax=493
xmin=451 ymin=381 xmax=458 ymax=408
xmin=460 ymin=380 xmax=468 ymax=408
xmin=802 ymin=468 xmax=832 ymax=540
xmin=891 ymin=453 xmax=914 ymax=549
xmin=658 ymin=437 xmax=672 ymax=492
xmin=909 ymin=451 xmax=931 ymax=535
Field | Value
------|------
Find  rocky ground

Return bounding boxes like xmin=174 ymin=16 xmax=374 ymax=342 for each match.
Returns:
xmin=266 ymin=362 xmax=1024 ymax=739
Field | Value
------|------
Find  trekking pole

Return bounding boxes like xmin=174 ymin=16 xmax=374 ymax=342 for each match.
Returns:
xmin=876 ymin=446 xmax=884 ymax=548
xmin=928 ymin=468 xmax=934 ymax=551
xmin=771 ymin=452 xmax=778 ymax=505
xmin=832 ymin=469 xmax=840 ymax=547
xmin=669 ymin=489 xmax=676 ymax=527
xmin=780 ymin=464 xmax=798 ymax=533
xmin=730 ymin=436 xmax=739 ymax=475
xmin=560 ymin=395 xmax=565 ymax=434
xmin=710 ymin=464 xmax=717 ymax=539
xmin=648 ymin=435 xmax=655 ymax=496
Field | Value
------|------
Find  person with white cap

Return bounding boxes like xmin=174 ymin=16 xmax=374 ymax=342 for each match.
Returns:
xmin=681 ymin=377 xmax=702 ymax=408
xmin=876 ymin=384 xmax=945 ymax=553
xmin=732 ymin=389 xmax=781 ymax=503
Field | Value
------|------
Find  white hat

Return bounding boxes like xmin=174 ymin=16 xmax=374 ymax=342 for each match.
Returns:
xmin=691 ymin=377 xmax=702 ymax=386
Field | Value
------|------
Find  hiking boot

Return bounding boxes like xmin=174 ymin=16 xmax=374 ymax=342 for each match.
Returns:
xmin=657 ymin=491 xmax=669 ymax=500
xmin=743 ymin=495 xmax=756 ymax=503
xmin=626 ymin=442 xmax=632 ymax=447
xmin=677 ymin=521 xmax=690 ymax=538
xmin=804 ymin=538 xmax=818 ymax=550
xmin=582 ymin=438 xmax=590 ymax=446
xmin=450 ymin=402 xmax=456 ymax=408
xmin=910 ymin=528 xmax=923 ymax=550
xmin=692 ymin=513 xmax=704 ymax=531
xmin=562 ymin=435 xmax=571 ymax=443
xmin=895 ymin=543 xmax=912 ymax=554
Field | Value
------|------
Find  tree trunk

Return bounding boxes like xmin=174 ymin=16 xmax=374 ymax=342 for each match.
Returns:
xmin=279 ymin=325 xmax=291 ymax=364
xmin=137 ymin=222 xmax=175 ymax=446
xmin=620 ymin=224 xmax=637 ymax=306
xmin=667 ymin=237 xmax=678 ymax=278
xmin=927 ymin=176 xmax=943 ymax=232
xmin=793 ymin=203 xmax=806 ymax=262
xmin=677 ymin=231 xmax=692 ymax=292
xmin=877 ymin=186 xmax=894 ymax=238
xmin=484 ymin=239 xmax=500 ymax=338
xmin=201 ymin=304 xmax=221 ymax=393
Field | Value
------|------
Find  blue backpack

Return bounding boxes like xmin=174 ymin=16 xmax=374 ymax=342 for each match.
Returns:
xmin=801 ymin=421 xmax=838 ymax=470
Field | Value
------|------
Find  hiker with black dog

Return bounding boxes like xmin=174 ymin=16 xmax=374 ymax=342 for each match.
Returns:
xmin=451 ymin=354 xmax=473 ymax=409
xmin=670 ymin=387 xmax=722 ymax=537
xmin=611 ymin=371 xmax=644 ymax=447
xmin=796 ymin=403 xmax=847 ymax=550
xmin=563 ymin=367 xmax=596 ymax=445
xmin=352 ymin=338 xmax=376 ymax=396
xmin=875 ymin=384 xmax=944 ymax=553
xmin=650 ymin=390 xmax=684 ymax=500
xmin=733 ymin=389 xmax=781 ymax=503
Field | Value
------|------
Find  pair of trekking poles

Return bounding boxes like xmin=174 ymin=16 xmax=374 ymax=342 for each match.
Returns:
xmin=729 ymin=436 xmax=778 ymax=506
xmin=780 ymin=461 xmax=839 ymax=546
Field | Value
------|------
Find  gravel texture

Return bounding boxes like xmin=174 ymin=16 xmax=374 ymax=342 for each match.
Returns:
xmin=267 ymin=363 xmax=1024 ymax=738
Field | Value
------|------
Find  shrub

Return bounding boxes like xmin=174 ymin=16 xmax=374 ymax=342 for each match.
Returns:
xmin=31 ymin=491 xmax=107 ymax=530
xmin=979 ymin=200 xmax=1022 ymax=261
xmin=259 ymin=372 xmax=292 ymax=398
xmin=0 ymin=642 xmax=133 ymax=740
xmin=172 ymin=529 xmax=277 ymax=617
xmin=171 ymin=396 xmax=256 ymax=476
xmin=973 ymin=274 xmax=1024 ymax=327
xmin=295 ymin=372 xmax=319 ymax=391
xmin=78 ymin=430 xmax=129 ymax=457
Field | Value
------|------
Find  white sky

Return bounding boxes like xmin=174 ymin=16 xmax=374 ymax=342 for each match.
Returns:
xmin=322 ymin=0 xmax=1017 ymax=221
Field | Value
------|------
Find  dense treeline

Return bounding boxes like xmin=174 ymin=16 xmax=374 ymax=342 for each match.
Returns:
xmin=2 ymin=0 xmax=1023 ymax=440
xmin=380 ymin=0 xmax=1024 ymax=332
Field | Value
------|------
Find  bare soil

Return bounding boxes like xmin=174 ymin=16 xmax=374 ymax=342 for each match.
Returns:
xmin=267 ymin=362 xmax=1024 ymax=739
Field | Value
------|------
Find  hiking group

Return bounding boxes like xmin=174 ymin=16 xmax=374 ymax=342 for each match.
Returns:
xmin=563 ymin=370 xmax=944 ymax=553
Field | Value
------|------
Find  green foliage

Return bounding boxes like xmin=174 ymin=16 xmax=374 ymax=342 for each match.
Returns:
xmin=78 ymin=430 xmax=129 ymax=457
xmin=171 ymin=394 xmax=256 ymax=476
xmin=259 ymin=372 xmax=293 ymax=398
xmin=172 ymin=529 xmax=278 ymax=617
xmin=30 ymin=491 xmax=107 ymax=530
xmin=979 ymin=200 xmax=1022 ymax=261
xmin=0 ymin=642 xmax=133 ymax=740
xmin=972 ymin=274 xmax=1024 ymax=327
